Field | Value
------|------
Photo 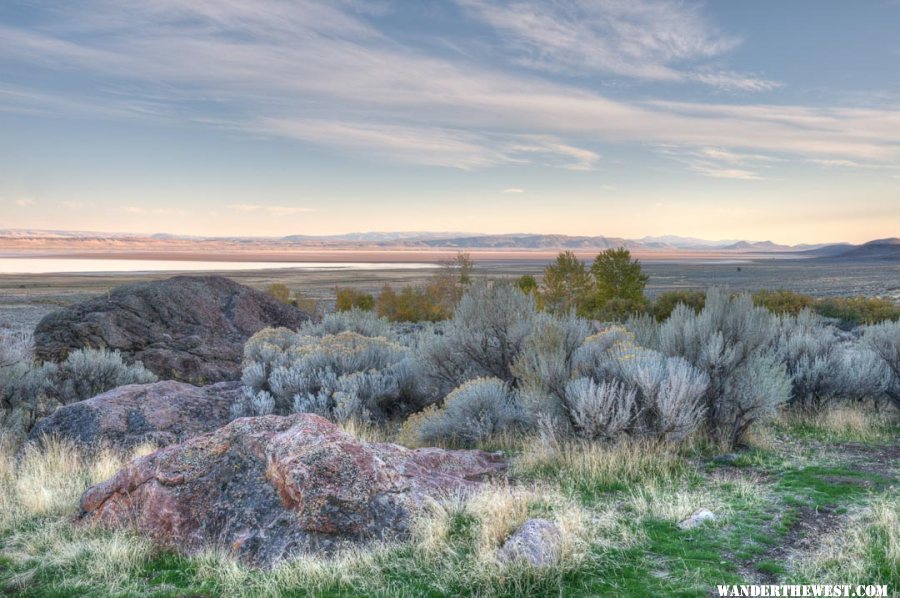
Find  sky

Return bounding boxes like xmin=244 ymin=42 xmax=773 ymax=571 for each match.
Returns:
xmin=1 ymin=0 xmax=899 ymax=244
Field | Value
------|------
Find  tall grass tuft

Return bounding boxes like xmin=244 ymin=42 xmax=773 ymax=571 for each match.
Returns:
xmin=515 ymin=436 xmax=688 ymax=501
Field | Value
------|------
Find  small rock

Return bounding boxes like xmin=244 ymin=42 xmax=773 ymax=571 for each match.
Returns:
xmin=498 ymin=518 xmax=562 ymax=567
xmin=678 ymin=509 xmax=717 ymax=530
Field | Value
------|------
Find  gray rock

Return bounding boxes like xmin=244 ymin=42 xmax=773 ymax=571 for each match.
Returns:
xmin=498 ymin=518 xmax=562 ymax=567
xmin=33 ymin=276 xmax=310 ymax=383
xmin=28 ymin=380 xmax=242 ymax=449
xmin=678 ymin=508 xmax=717 ymax=530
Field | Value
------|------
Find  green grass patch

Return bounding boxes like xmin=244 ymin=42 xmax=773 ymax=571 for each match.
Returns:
xmin=777 ymin=466 xmax=891 ymax=508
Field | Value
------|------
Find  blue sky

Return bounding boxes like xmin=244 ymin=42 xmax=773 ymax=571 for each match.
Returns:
xmin=1 ymin=0 xmax=898 ymax=243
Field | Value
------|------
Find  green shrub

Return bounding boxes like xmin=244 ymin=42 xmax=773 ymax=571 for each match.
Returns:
xmin=374 ymin=254 xmax=475 ymax=323
xmin=652 ymin=290 xmax=706 ymax=321
xmin=815 ymin=296 xmax=900 ymax=327
xmin=376 ymin=284 xmax=447 ymax=322
xmin=753 ymin=289 xmax=816 ymax=316
xmin=589 ymin=297 xmax=647 ymax=323
xmin=265 ymin=283 xmax=291 ymax=304
xmin=335 ymin=288 xmax=375 ymax=312
xmin=516 ymin=274 xmax=539 ymax=295
xmin=292 ymin=290 xmax=319 ymax=314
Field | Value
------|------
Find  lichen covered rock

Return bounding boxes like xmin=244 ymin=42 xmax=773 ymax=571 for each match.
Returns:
xmin=79 ymin=413 xmax=506 ymax=567
xmin=34 ymin=276 xmax=310 ymax=383
xmin=28 ymin=380 xmax=241 ymax=449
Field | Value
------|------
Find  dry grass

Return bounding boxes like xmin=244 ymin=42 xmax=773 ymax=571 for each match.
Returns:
xmin=627 ymin=483 xmax=726 ymax=524
xmin=190 ymin=544 xmax=386 ymax=598
xmin=0 ymin=436 xmax=164 ymax=594
xmin=3 ymin=401 xmax=893 ymax=595
xmin=0 ymin=432 xmax=603 ymax=596
xmin=2 ymin=522 xmax=154 ymax=593
xmin=515 ymin=436 xmax=686 ymax=498
xmin=466 ymin=484 xmax=532 ymax=564
xmin=0 ymin=434 xmax=154 ymax=529
xmin=777 ymin=404 xmax=898 ymax=443
xmin=5 ymin=437 xmax=136 ymax=522
xmin=412 ymin=483 xmax=594 ymax=572
xmin=795 ymin=497 xmax=899 ymax=586
xmin=336 ymin=417 xmax=395 ymax=444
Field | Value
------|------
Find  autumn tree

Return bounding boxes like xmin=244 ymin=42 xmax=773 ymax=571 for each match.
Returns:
xmin=541 ymin=251 xmax=592 ymax=314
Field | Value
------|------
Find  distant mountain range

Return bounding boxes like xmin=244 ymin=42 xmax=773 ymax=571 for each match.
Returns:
xmin=0 ymin=230 xmax=896 ymax=261
xmin=807 ymin=238 xmax=899 ymax=262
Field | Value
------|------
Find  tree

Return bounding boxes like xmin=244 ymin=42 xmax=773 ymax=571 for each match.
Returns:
xmin=430 ymin=252 xmax=475 ymax=313
xmin=590 ymin=248 xmax=648 ymax=305
xmin=541 ymin=251 xmax=592 ymax=314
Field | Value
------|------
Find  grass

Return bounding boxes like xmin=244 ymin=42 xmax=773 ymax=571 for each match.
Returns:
xmin=0 ymin=405 xmax=897 ymax=597
xmin=776 ymin=405 xmax=898 ymax=443
xmin=794 ymin=497 xmax=900 ymax=589
xmin=514 ymin=438 xmax=689 ymax=502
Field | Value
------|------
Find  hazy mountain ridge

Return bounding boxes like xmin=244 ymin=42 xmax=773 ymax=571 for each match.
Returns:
xmin=808 ymin=238 xmax=900 ymax=262
xmin=3 ymin=230 xmax=894 ymax=263
xmin=0 ymin=229 xmax=846 ymax=253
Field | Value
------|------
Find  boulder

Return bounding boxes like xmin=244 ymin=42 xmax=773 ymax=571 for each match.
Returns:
xmin=79 ymin=414 xmax=507 ymax=567
xmin=677 ymin=508 xmax=717 ymax=530
xmin=33 ymin=276 xmax=310 ymax=383
xmin=28 ymin=380 xmax=241 ymax=450
xmin=498 ymin=518 xmax=562 ymax=567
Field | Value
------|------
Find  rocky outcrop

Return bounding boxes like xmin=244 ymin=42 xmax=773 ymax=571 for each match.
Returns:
xmin=79 ymin=414 xmax=507 ymax=567
xmin=28 ymin=380 xmax=241 ymax=449
xmin=33 ymin=276 xmax=310 ymax=383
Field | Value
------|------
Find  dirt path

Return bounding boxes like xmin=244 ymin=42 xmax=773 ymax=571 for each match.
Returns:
xmin=725 ymin=439 xmax=898 ymax=584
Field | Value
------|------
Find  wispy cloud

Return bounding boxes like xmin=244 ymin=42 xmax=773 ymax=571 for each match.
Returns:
xmin=455 ymin=0 xmax=780 ymax=91
xmin=15 ymin=198 xmax=34 ymax=207
xmin=228 ymin=204 xmax=316 ymax=216
xmin=655 ymin=145 xmax=779 ymax=180
xmin=0 ymin=0 xmax=897 ymax=176
xmin=502 ymin=188 xmax=525 ymax=193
